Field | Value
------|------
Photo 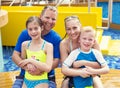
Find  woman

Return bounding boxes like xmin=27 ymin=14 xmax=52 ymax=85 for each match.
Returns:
xmin=60 ymin=15 xmax=103 ymax=88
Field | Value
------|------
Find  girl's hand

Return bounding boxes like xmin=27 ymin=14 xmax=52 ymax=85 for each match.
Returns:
xmin=27 ymin=63 xmax=44 ymax=76
xmin=18 ymin=59 xmax=32 ymax=68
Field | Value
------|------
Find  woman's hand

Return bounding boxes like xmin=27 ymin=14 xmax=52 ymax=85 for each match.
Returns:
xmin=78 ymin=68 xmax=91 ymax=78
xmin=85 ymin=66 xmax=97 ymax=76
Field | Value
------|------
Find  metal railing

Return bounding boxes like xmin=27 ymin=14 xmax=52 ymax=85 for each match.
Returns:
xmin=0 ymin=0 xmax=1 ymax=10
xmin=8 ymin=0 xmax=113 ymax=30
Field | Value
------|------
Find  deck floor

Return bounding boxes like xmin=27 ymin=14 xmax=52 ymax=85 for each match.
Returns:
xmin=0 ymin=68 xmax=119 ymax=88
xmin=55 ymin=68 xmax=120 ymax=88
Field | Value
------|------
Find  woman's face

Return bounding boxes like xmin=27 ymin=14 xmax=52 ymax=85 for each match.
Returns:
xmin=65 ymin=19 xmax=81 ymax=40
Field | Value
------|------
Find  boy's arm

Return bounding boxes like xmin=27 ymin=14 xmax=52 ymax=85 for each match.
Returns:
xmin=73 ymin=60 xmax=101 ymax=68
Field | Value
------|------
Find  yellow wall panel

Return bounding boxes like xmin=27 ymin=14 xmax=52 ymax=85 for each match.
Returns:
xmin=1 ymin=6 xmax=101 ymax=46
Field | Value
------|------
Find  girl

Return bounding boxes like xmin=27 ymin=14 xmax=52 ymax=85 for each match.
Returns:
xmin=19 ymin=16 xmax=53 ymax=88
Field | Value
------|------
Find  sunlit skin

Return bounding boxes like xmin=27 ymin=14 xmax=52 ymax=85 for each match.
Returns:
xmin=60 ymin=16 xmax=102 ymax=88
xmin=61 ymin=26 xmax=109 ymax=88
xmin=20 ymin=21 xmax=44 ymax=74
xmin=65 ymin=19 xmax=81 ymax=40
xmin=79 ymin=31 xmax=95 ymax=52
xmin=40 ymin=8 xmax=57 ymax=35
xmin=27 ymin=21 xmax=43 ymax=41
xmin=11 ymin=6 xmax=59 ymax=88
xmin=24 ymin=8 xmax=58 ymax=75
xmin=19 ymin=17 xmax=53 ymax=88
xmin=60 ymin=19 xmax=82 ymax=63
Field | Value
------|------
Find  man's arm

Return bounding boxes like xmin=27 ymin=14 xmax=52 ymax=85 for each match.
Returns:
xmin=12 ymin=50 xmax=23 ymax=66
xmin=52 ymin=59 xmax=59 ymax=69
xmin=52 ymin=34 xmax=61 ymax=69
xmin=12 ymin=30 xmax=29 ymax=66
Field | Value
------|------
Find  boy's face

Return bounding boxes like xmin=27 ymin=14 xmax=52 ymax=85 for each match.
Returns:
xmin=79 ymin=31 xmax=95 ymax=52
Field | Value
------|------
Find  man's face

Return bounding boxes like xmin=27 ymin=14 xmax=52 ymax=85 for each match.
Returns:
xmin=40 ymin=8 xmax=57 ymax=31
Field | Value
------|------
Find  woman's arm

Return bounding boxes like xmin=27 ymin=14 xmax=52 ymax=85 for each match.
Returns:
xmin=60 ymin=40 xmax=69 ymax=64
xmin=93 ymin=39 xmax=100 ymax=51
xmin=87 ymin=49 xmax=110 ymax=75
xmin=86 ymin=64 xmax=109 ymax=75
xmin=62 ymin=65 xmax=90 ymax=78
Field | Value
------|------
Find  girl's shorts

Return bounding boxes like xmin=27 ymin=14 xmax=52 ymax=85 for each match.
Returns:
xmin=24 ymin=78 xmax=48 ymax=88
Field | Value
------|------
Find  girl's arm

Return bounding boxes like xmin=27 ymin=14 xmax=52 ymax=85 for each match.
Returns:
xmin=30 ymin=42 xmax=53 ymax=73
xmin=19 ymin=41 xmax=28 ymax=70
xmin=21 ymin=41 xmax=27 ymax=60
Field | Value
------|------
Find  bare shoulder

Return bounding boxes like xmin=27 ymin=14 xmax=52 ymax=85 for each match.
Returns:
xmin=60 ymin=38 xmax=70 ymax=53
xmin=45 ymin=41 xmax=53 ymax=48
xmin=60 ymin=38 xmax=69 ymax=47
xmin=22 ymin=41 xmax=30 ymax=47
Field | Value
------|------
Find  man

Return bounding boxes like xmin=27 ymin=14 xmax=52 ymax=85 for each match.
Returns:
xmin=12 ymin=6 xmax=61 ymax=88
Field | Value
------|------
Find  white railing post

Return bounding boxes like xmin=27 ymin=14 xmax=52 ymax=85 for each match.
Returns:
xmin=88 ymin=0 xmax=91 ymax=13
xmin=95 ymin=0 xmax=97 ymax=7
xmin=108 ymin=0 xmax=113 ymax=27
xmin=0 ymin=0 xmax=1 ymax=10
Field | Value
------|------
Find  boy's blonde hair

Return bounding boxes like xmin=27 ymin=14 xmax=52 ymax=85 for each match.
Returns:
xmin=81 ymin=26 xmax=96 ymax=37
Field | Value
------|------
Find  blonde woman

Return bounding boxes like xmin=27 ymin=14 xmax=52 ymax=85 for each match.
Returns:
xmin=60 ymin=15 xmax=104 ymax=88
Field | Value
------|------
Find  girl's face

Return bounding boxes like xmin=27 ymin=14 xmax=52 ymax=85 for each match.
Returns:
xmin=27 ymin=21 xmax=42 ymax=40
xmin=65 ymin=19 xmax=81 ymax=40
xmin=79 ymin=31 xmax=95 ymax=52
